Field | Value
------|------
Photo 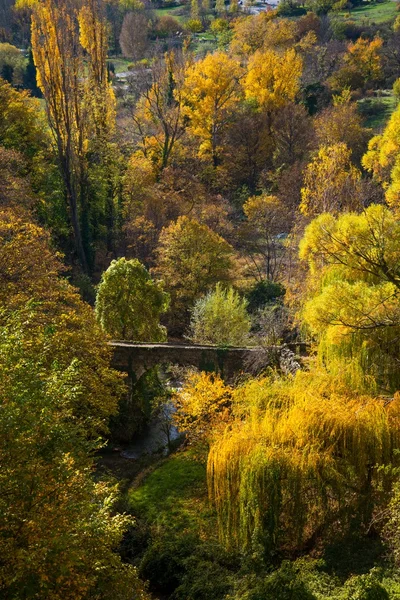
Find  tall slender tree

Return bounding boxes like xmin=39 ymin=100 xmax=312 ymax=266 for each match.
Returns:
xmin=22 ymin=0 xmax=116 ymax=272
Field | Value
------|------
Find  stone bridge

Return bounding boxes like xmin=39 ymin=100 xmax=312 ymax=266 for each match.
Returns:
xmin=110 ymin=342 xmax=309 ymax=381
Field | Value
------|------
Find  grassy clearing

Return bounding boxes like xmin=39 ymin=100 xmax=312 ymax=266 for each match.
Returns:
xmin=154 ymin=6 xmax=187 ymax=23
xmin=358 ymin=91 xmax=398 ymax=130
xmin=107 ymin=57 xmax=132 ymax=74
xmin=128 ymin=450 xmax=216 ymax=535
xmin=337 ymin=0 xmax=397 ymax=24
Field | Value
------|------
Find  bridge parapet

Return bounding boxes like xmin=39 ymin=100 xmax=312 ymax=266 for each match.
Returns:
xmin=110 ymin=342 xmax=309 ymax=381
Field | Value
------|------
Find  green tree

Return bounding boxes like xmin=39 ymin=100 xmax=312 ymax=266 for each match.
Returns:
xmin=0 ymin=307 xmax=149 ymax=600
xmin=299 ymin=204 xmax=400 ymax=392
xmin=0 ymin=42 xmax=25 ymax=84
xmin=0 ymin=208 xmax=123 ymax=435
xmin=0 ymin=209 xmax=148 ymax=598
xmin=96 ymin=257 xmax=170 ymax=341
xmin=189 ymin=284 xmax=251 ymax=346
xmin=153 ymin=216 xmax=234 ymax=332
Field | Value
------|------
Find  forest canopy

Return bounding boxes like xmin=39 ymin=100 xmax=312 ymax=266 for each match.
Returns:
xmin=4 ymin=0 xmax=400 ymax=597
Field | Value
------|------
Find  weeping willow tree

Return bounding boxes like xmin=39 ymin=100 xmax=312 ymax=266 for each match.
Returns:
xmin=299 ymin=204 xmax=400 ymax=394
xmin=208 ymin=370 xmax=400 ymax=553
xmin=208 ymin=205 xmax=400 ymax=553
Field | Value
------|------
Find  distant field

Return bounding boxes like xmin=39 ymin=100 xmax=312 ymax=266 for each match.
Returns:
xmin=107 ymin=57 xmax=132 ymax=74
xmin=358 ymin=91 xmax=398 ymax=130
xmin=154 ymin=6 xmax=187 ymax=23
xmin=338 ymin=0 xmax=397 ymax=24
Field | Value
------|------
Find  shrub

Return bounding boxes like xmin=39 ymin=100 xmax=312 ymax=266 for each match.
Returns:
xmin=342 ymin=573 xmax=389 ymax=599
xmin=246 ymin=280 xmax=285 ymax=313
xmin=186 ymin=18 xmax=203 ymax=33
xmin=233 ymin=562 xmax=317 ymax=600
xmin=189 ymin=284 xmax=251 ymax=346
xmin=139 ymin=535 xmax=197 ymax=595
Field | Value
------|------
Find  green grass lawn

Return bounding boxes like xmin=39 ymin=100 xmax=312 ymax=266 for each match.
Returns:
xmin=358 ymin=91 xmax=398 ymax=130
xmin=107 ymin=57 xmax=132 ymax=74
xmin=154 ymin=6 xmax=187 ymax=24
xmin=337 ymin=0 xmax=397 ymax=24
xmin=128 ymin=451 xmax=216 ymax=535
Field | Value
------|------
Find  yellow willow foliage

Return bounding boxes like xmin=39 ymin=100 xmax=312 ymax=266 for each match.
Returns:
xmin=363 ymin=104 xmax=400 ymax=210
xmin=243 ymin=48 xmax=302 ymax=111
xmin=173 ymin=371 xmax=233 ymax=445
xmin=208 ymin=370 xmax=400 ymax=552
xmin=300 ymin=143 xmax=362 ymax=216
xmin=299 ymin=205 xmax=400 ymax=392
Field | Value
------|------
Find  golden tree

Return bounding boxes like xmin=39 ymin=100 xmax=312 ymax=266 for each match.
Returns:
xmin=299 ymin=205 xmax=400 ymax=392
xmin=345 ymin=36 xmax=383 ymax=84
xmin=181 ymin=51 xmax=243 ymax=166
xmin=208 ymin=370 xmax=400 ymax=552
xmin=21 ymin=0 xmax=116 ymax=271
xmin=363 ymin=103 xmax=400 ymax=210
xmin=300 ymin=143 xmax=363 ymax=216
xmin=153 ymin=216 xmax=234 ymax=332
xmin=243 ymin=47 xmax=302 ymax=118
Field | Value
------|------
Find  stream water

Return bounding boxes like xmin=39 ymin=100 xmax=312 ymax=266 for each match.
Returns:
xmin=120 ymin=400 xmax=181 ymax=460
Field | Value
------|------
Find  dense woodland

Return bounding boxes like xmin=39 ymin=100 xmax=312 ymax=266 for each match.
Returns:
xmin=5 ymin=0 xmax=400 ymax=597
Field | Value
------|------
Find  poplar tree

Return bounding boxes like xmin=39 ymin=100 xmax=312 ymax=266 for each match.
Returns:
xmin=21 ymin=0 xmax=116 ymax=272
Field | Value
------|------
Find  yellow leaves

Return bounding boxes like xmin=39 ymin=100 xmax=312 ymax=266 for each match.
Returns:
xmin=181 ymin=52 xmax=243 ymax=162
xmin=299 ymin=205 xmax=400 ymax=391
xmin=362 ymin=103 xmax=400 ymax=211
xmin=243 ymin=48 xmax=302 ymax=111
xmin=173 ymin=371 xmax=233 ymax=444
xmin=345 ymin=36 xmax=383 ymax=82
xmin=230 ymin=10 xmax=276 ymax=56
xmin=208 ymin=370 xmax=399 ymax=551
xmin=244 ymin=194 xmax=283 ymax=224
xmin=300 ymin=143 xmax=362 ymax=216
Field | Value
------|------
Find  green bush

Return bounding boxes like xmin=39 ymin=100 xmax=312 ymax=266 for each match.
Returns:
xmin=189 ymin=284 xmax=251 ymax=346
xmin=186 ymin=18 xmax=203 ymax=33
xmin=233 ymin=562 xmax=317 ymax=600
xmin=342 ymin=573 xmax=389 ymax=599
xmin=246 ymin=280 xmax=285 ymax=313
xmin=172 ymin=547 xmax=235 ymax=600
xmin=139 ymin=535 xmax=197 ymax=595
